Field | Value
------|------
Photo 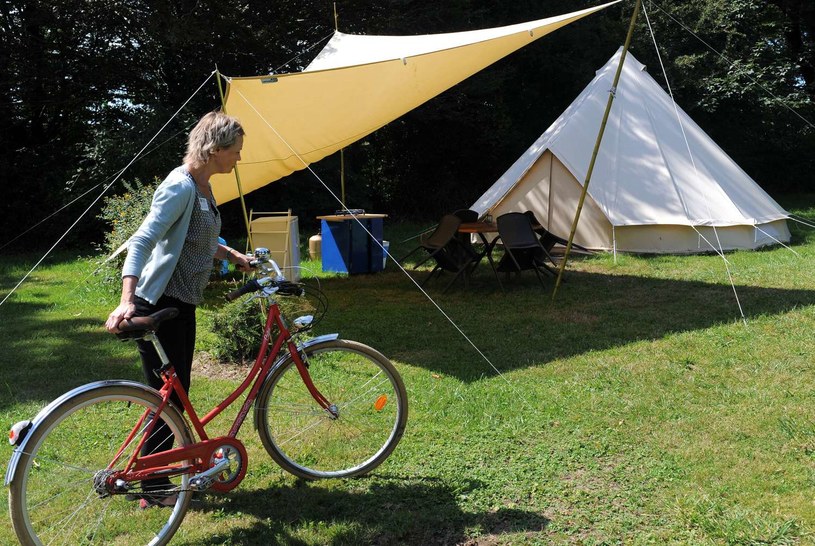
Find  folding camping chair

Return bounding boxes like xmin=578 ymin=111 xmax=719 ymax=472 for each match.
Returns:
xmin=401 ymin=214 xmax=480 ymax=292
xmin=495 ymin=212 xmax=558 ymax=287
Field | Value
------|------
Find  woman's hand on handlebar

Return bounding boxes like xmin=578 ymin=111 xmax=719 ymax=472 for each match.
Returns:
xmin=232 ymin=252 xmax=254 ymax=272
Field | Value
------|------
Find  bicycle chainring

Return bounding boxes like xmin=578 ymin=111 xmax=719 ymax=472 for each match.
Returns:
xmin=206 ymin=438 xmax=248 ymax=492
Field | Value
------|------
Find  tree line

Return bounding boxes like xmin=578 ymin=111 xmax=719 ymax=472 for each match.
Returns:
xmin=1 ymin=0 xmax=812 ymax=249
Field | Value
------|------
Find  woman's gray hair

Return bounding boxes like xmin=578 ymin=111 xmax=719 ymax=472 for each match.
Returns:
xmin=184 ymin=111 xmax=245 ymax=168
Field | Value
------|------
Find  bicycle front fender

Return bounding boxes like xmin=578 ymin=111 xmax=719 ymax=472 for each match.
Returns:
xmin=4 ymin=380 xmax=163 ymax=486
xmin=251 ymin=333 xmax=339 ymax=431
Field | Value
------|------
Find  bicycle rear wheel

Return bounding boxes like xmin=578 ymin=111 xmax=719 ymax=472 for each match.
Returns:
xmin=8 ymin=382 xmax=193 ymax=546
xmin=256 ymin=339 xmax=408 ymax=479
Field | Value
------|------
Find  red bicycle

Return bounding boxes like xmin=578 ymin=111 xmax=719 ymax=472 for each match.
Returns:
xmin=6 ymin=252 xmax=408 ymax=546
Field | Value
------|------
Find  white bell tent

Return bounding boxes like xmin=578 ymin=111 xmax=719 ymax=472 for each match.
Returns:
xmin=471 ymin=48 xmax=791 ymax=254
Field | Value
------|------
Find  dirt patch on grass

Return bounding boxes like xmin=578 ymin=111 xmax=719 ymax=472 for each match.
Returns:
xmin=192 ymin=352 xmax=251 ymax=381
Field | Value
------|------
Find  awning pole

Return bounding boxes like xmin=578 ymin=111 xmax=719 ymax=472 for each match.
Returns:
xmin=340 ymin=148 xmax=346 ymax=205
xmin=552 ymin=0 xmax=640 ymax=301
xmin=333 ymin=3 xmax=348 ymax=207
xmin=216 ymin=67 xmax=254 ymax=250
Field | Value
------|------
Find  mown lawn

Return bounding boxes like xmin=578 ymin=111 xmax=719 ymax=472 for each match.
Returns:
xmin=1 ymin=205 xmax=814 ymax=545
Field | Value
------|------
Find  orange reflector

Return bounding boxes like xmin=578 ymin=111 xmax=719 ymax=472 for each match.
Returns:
xmin=374 ymin=395 xmax=388 ymax=411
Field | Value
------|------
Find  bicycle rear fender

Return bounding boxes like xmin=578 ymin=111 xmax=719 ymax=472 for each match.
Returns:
xmin=252 ymin=333 xmax=339 ymax=430
xmin=4 ymin=380 xmax=163 ymax=486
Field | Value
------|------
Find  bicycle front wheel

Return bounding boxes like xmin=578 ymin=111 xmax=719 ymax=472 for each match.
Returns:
xmin=8 ymin=382 xmax=193 ymax=546
xmin=256 ymin=339 xmax=408 ymax=479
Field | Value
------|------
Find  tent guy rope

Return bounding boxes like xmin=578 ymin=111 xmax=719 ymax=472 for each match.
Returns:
xmin=790 ymin=216 xmax=815 ymax=230
xmin=642 ymin=1 xmax=747 ymax=324
xmin=753 ymin=225 xmax=800 ymax=257
xmin=648 ymin=0 xmax=815 ymax=131
xmin=0 ymin=72 xmax=215 ymax=308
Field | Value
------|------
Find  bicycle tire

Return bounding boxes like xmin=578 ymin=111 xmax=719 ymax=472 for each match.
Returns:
xmin=255 ymin=339 xmax=408 ymax=479
xmin=8 ymin=382 xmax=194 ymax=546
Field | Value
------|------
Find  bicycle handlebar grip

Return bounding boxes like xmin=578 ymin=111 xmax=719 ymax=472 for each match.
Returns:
xmin=276 ymin=281 xmax=305 ymax=297
xmin=225 ymin=279 xmax=262 ymax=301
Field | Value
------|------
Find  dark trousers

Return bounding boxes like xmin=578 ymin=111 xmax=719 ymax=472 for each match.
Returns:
xmin=133 ymin=294 xmax=196 ymax=493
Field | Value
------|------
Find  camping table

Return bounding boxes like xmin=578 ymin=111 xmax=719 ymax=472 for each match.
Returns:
xmin=458 ymin=221 xmax=503 ymax=290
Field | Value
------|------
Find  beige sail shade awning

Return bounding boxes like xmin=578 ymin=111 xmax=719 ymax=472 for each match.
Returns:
xmin=211 ymin=1 xmax=620 ymax=204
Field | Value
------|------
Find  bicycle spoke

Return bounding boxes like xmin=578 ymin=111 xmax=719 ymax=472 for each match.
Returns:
xmin=46 ymin=486 xmax=97 ymax=546
xmin=335 ymin=375 xmax=391 ymax=411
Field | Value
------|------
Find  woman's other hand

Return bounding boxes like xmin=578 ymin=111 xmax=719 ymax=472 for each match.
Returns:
xmin=106 ymin=302 xmax=135 ymax=333
xmin=106 ymin=276 xmax=138 ymax=333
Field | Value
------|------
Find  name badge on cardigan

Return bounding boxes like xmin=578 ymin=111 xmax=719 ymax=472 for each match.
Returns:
xmin=199 ymin=197 xmax=209 ymax=211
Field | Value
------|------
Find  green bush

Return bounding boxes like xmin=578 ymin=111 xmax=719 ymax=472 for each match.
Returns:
xmin=209 ymin=298 xmax=266 ymax=363
xmin=98 ymin=178 xmax=157 ymax=255
xmin=206 ymin=286 xmax=321 ymax=363
xmin=95 ymin=178 xmax=157 ymax=288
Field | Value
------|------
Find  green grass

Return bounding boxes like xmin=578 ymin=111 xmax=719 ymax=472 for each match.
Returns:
xmin=1 ymin=208 xmax=815 ymax=545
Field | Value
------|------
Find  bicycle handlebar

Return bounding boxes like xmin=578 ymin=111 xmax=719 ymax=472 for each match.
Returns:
xmin=225 ymin=279 xmax=261 ymax=301
xmin=225 ymin=277 xmax=305 ymax=302
xmin=225 ymin=253 xmax=305 ymax=302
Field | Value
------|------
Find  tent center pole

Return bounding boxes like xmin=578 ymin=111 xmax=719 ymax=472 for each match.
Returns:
xmin=341 ymin=148 xmax=346 ymax=206
xmin=613 ymin=226 xmax=617 ymax=264
xmin=552 ymin=0 xmax=641 ymax=301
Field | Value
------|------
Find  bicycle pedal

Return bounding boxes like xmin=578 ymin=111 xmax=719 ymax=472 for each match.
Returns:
xmin=189 ymin=458 xmax=230 ymax=491
xmin=189 ymin=476 xmax=215 ymax=491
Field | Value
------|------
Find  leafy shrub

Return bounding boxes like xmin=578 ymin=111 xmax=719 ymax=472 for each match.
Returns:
xmin=207 ymin=288 xmax=320 ymax=364
xmin=209 ymin=298 xmax=266 ymax=363
xmin=98 ymin=178 xmax=156 ymax=256
xmin=96 ymin=178 xmax=157 ymax=287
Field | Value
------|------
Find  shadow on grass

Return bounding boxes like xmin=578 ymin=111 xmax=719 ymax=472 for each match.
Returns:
xmin=309 ymin=268 xmax=815 ymax=382
xmin=0 ymin=299 xmax=143 ymax=412
xmin=181 ymin=477 xmax=549 ymax=545
xmin=4 ymin=261 xmax=815 ymax=405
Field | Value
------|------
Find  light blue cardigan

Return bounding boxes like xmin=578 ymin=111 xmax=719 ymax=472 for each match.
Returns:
xmin=122 ymin=167 xmax=197 ymax=305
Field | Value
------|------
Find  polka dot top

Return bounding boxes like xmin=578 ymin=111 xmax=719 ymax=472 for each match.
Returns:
xmin=164 ymin=176 xmax=221 ymax=304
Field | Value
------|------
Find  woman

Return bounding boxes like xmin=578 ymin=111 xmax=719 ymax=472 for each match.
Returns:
xmin=105 ymin=111 xmax=252 ymax=508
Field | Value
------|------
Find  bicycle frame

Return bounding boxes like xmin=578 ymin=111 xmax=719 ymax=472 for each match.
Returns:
xmin=115 ymin=297 xmax=335 ymax=486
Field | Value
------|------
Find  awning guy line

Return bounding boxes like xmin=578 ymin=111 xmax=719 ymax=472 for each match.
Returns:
xmin=0 ymin=123 xmax=194 ymax=253
xmin=229 ymin=82 xmax=534 ymax=401
xmin=0 ymin=72 xmax=216 ymax=308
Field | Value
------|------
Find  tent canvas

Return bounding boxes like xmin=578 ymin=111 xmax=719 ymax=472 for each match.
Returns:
xmin=472 ymin=48 xmax=791 ymax=254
